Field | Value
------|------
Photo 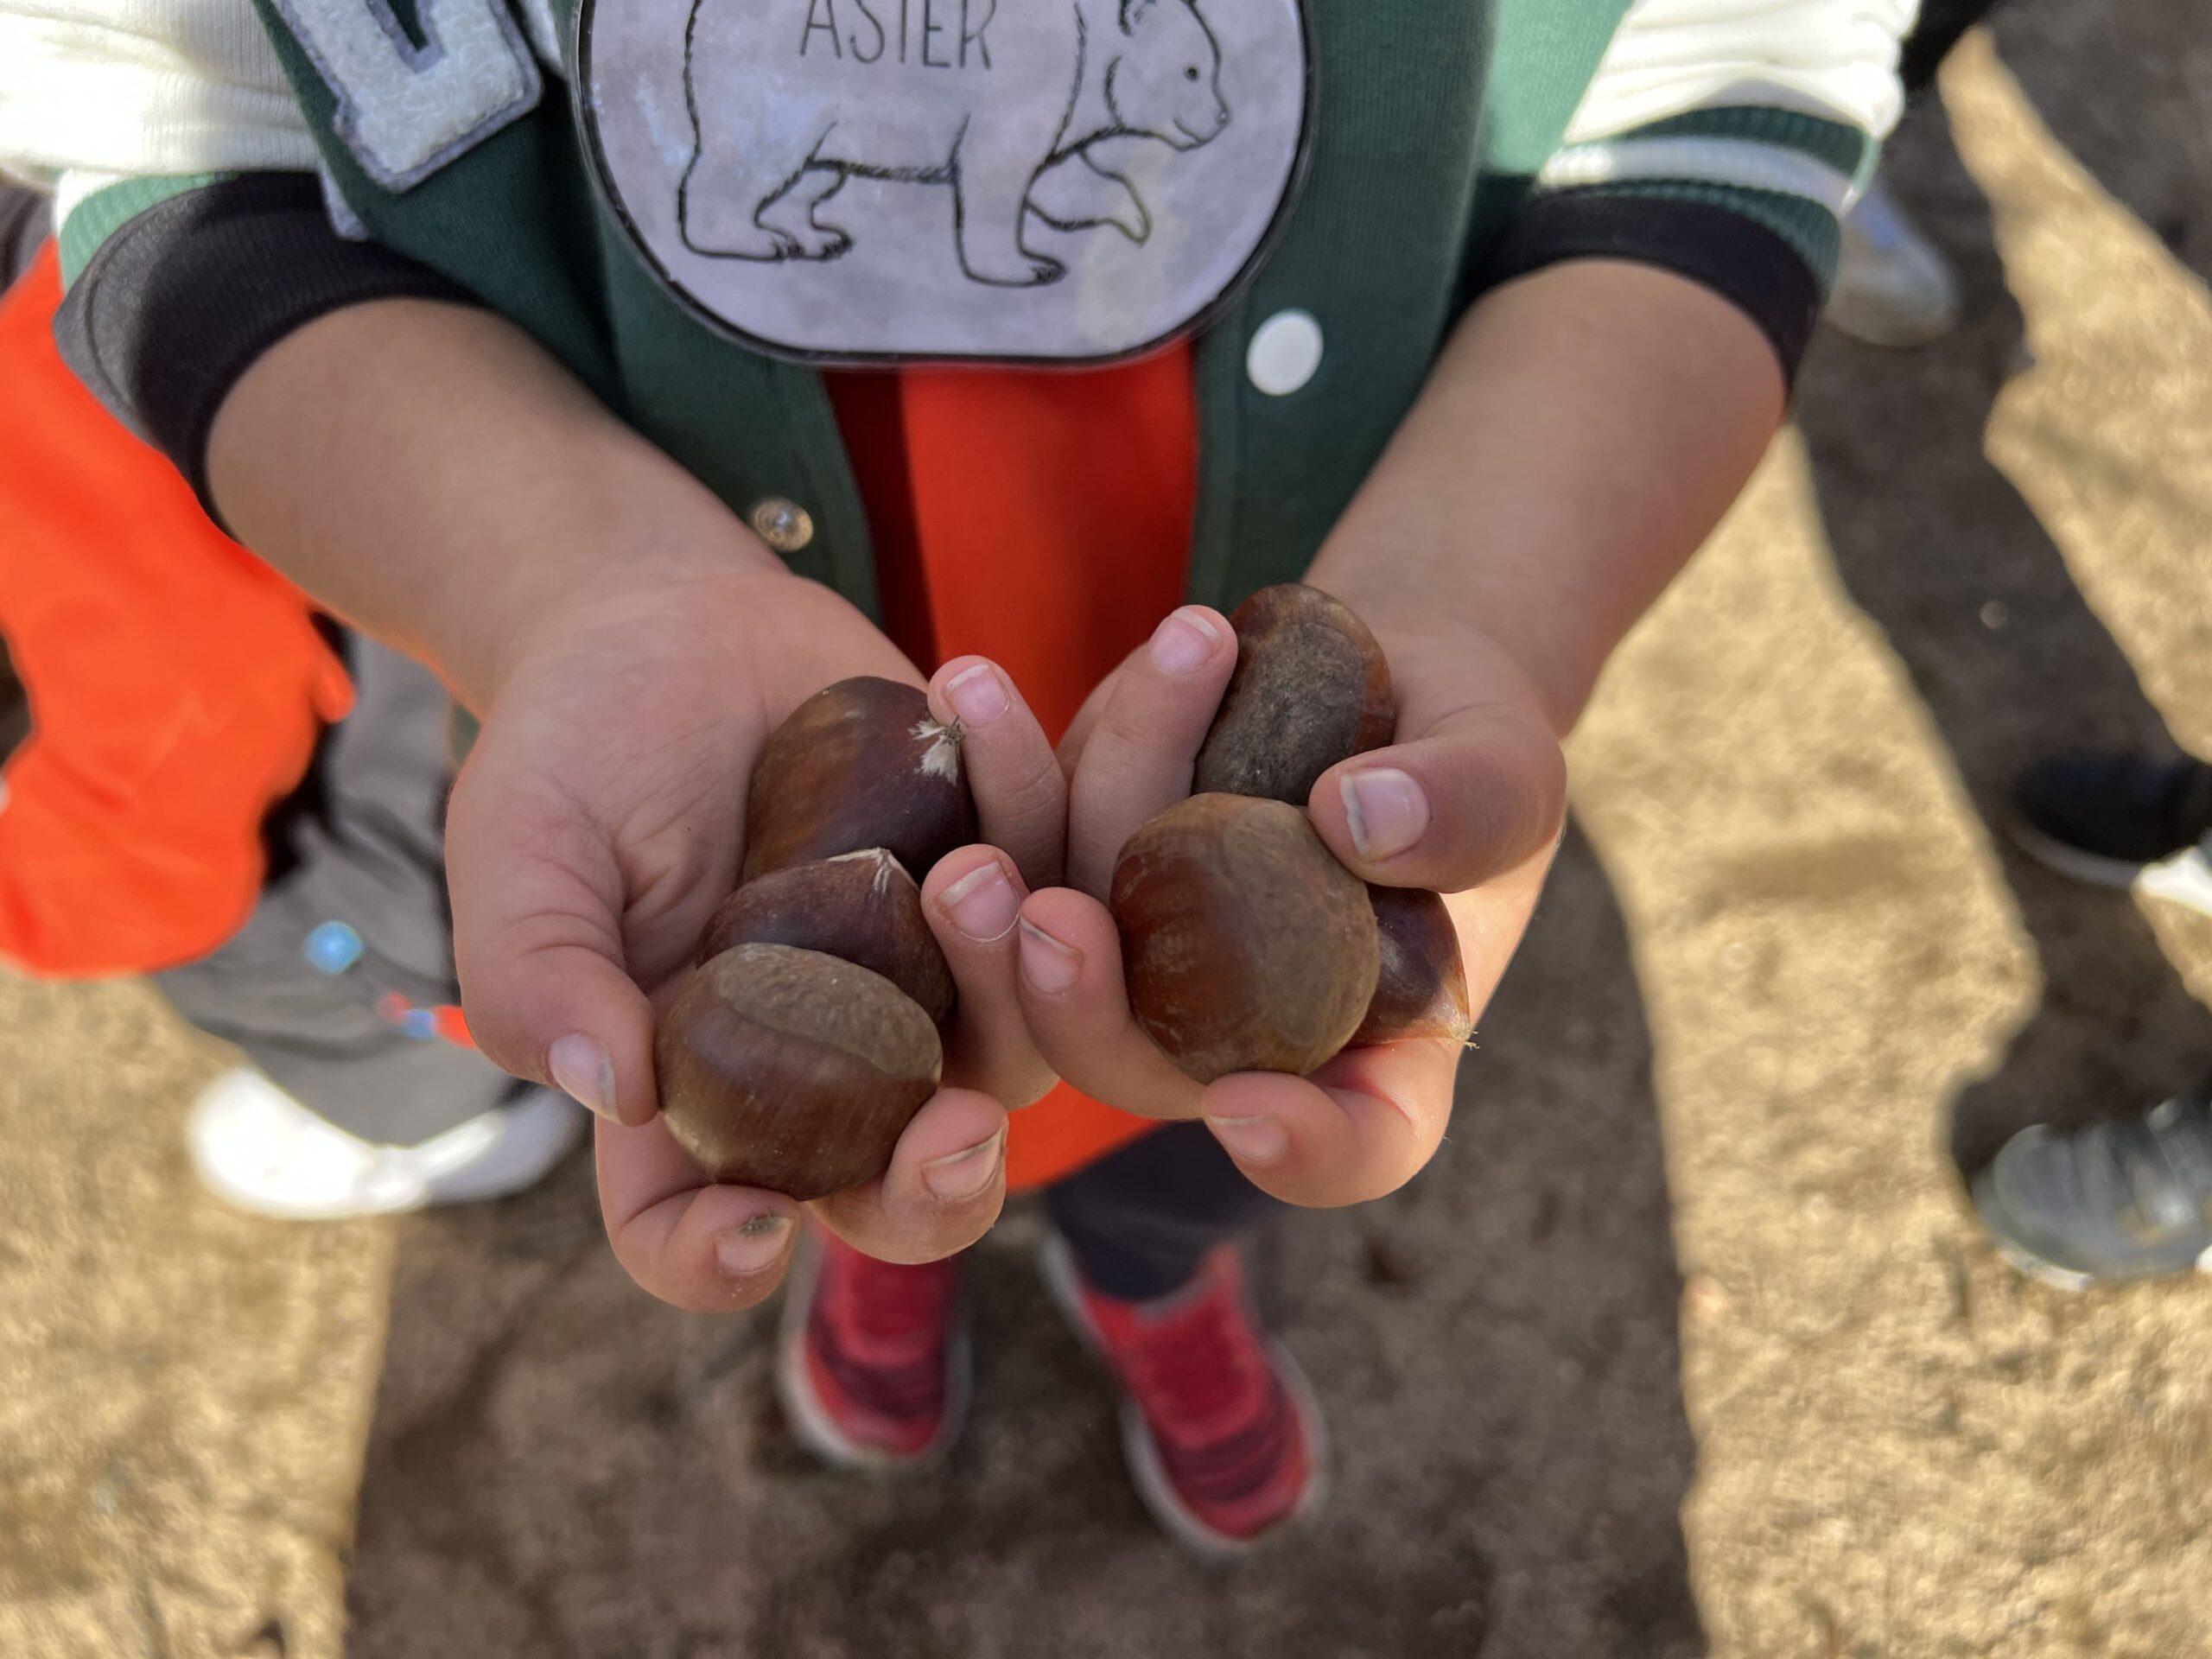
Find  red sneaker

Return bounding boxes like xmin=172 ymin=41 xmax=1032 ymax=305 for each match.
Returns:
xmin=777 ymin=1229 xmax=968 ymax=1469
xmin=1044 ymin=1238 xmax=1326 ymax=1555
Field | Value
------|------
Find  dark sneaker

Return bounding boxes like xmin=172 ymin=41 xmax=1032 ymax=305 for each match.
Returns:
xmin=2012 ymin=752 xmax=2212 ymax=903
xmin=1973 ymin=1090 xmax=2212 ymax=1290
xmin=1043 ymin=1237 xmax=1325 ymax=1556
xmin=778 ymin=1229 xmax=968 ymax=1468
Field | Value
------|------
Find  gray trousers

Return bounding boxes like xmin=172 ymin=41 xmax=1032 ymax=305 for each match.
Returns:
xmin=156 ymin=637 xmax=518 ymax=1145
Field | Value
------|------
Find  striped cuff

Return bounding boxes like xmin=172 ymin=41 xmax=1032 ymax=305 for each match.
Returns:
xmin=53 ymin=172 xmax=475 ymax=518
xmin=1486 ymin=192 xmax=1824 ymax=379
xmin=1491 ymin=106 xmax=1875 ymax=381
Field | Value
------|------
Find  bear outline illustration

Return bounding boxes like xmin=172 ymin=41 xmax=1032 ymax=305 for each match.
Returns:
xmin=677 ymin=0 xmax=1231 ymax=287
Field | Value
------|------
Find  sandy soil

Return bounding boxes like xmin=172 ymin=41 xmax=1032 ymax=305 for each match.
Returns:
xmin=3 ymin=7 xmax=2209 ymax=1655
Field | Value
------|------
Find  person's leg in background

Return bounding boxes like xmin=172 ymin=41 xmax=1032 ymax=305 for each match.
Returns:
xmin=1041 ymin=1122 xmax=1324 ymax=1554
xmin=160 ymin=634 xmax=583 ymax=1219
xmin=2 ymin=210 xmax=578 ymax=1218
xmin=1824 ymin=0 xmax=2009 ymax=347
xmin=1041 ymin=1121 xmax=1283 ymax=1300
xmin=1974 ymin=750 xmax=2212 ymax=1287
xmin=779 ymin=1118 xmax=1324 ymax=1555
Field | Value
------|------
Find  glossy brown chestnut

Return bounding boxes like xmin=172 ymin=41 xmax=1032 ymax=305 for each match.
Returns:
xmin=742 ymin=677 xmax=978 ymax=882
xmin=657 ymin=943 xmax=942 ymax=1200
xmin=1353 ymin=886 xmax=1474 ymax=1047
xmin=1192 ymin=584 xmax=1395 ymax=808
xmin=696 ymin=849 xmax=957 ymax=1029
xmin=1111 ymin=793 xmax=1380 ymax=1083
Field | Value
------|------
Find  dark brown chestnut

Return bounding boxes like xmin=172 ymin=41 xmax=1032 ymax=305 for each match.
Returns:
xmin=743 ymin=677 xmax=977 ymax=882
xmin=1353 ymin=886 xmax=1474 ymax=1047
xmin=1111 ymin=793 xmax=1380 ymax=1083
xmin=657 ymin=943 xmax=941 ymax=1200
xmin=1192 ymin=584 xmax=1395 ymax=808
xmin=695 ymin=849 xmax=956 ymax=1030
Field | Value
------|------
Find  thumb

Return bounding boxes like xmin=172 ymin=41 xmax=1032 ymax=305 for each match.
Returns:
xmin=446 ymin=753 xmax=661 ymax=1128
xmin=1307 ymin=697 xmax=1566 ymax=894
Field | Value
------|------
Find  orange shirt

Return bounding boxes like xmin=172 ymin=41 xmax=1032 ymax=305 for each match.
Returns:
xmin=827 ymin=354 xmax=1198 ymax=1188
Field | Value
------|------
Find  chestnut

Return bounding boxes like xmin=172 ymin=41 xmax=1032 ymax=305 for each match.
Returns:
xmin=1192 ymin=584 xmax=1395 ymax=808
xmin=743 ymin=677 xmax=978 ymax=882
xmin=1353 ymin=886 xmax=1474 ymax=1047
xmin=1111 ymin=793 xmax=1379 ymax=1082
xmin=657 ymin=943 xmax=941 ymax=1201
xmin=696 ymin=849 xmax=957 ymax=1030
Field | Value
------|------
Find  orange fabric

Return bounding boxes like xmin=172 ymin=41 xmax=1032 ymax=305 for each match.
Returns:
xmin=0 ymin=246 xmax=352 ymax=976
xmin=846 ymin=351 xmax=1198 ymax=1192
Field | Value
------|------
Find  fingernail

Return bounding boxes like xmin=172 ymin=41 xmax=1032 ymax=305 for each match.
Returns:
xmin=939 ymin=860 xmax=1020 ymax=943
xmin=1150 ymin=607 xmax=1222 ymax=676
xmin=924 ymin=1127 xmax=1006 ymax=1203
xmin=715 ymin=1214 xmax=794 ymax=1277
xmin=1019 ymin=918 xmax=1083 ymax=994
xmin=944 ymin=662 xmax=1010 ymax=726
xmin=1341 ymin=767 xmax=1429 ymax=861
xmin=1205 ymin=1115 xmax=1288 ymax=1168
xmin=548 ymin=1033 xmax=618 ymax=1122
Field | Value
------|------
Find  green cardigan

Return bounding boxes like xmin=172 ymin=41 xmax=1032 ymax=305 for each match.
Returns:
xmin=62 ymin=0 xmax=1868 ymax=618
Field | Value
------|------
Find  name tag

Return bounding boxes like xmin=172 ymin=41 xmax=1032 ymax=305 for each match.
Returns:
xmin=578 ymin=0 xmax=1309 ymax=362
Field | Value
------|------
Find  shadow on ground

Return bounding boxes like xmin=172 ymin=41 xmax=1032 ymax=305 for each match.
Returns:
xmin=1797 ymin=35 xmax=2212 ymax=1173
xmin=342 ymin=829 xmax=1702 ymax=1659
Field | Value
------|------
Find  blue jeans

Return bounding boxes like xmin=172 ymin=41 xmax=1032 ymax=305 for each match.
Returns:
xmin=1046 ymin=1121 xmax=1284 ymax=1300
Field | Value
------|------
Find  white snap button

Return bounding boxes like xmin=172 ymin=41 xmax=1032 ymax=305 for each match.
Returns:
xmin=1247 ymin=309 xmax=1323 ymax=397
xmin=749 ymin=497 xmax=816 ymax=554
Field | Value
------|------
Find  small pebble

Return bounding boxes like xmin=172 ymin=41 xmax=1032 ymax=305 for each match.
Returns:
xmin=1683 ymin=1274 xmax=1734 ymax=1323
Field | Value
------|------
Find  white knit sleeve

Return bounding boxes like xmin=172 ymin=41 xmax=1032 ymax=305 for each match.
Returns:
xmin=0 ymin=0 xmax=320 ymax=216
xmin=1565 ymin=0 xmax=1915 ymax=149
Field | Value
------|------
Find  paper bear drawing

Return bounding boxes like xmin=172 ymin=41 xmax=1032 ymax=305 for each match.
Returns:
xmin=677 ymin=0 xmax=1233 ymax=287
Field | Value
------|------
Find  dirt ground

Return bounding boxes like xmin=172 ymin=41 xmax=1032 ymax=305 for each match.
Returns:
xmin=4 ymin=7 xmax=2211 ymax=1656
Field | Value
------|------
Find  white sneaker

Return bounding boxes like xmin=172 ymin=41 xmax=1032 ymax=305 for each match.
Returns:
xmin=2139 ymin=842 xmax=2212 ymax=921
xmin=187 ymin=1065 xmax=586 ymax=1220
xmin=1824 ymin=177 xmax=1963 ymax=348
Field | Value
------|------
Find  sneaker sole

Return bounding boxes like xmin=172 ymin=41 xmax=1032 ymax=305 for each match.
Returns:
xmin=2005 ymin=817 xmax=2157 ymax=891
xmin=2005 ymin=818 xmax=2212 ymax=921
xmin=774 ymin=1238 xmax=971 ymax=1474
xmin=1039 ymin=1236 xmax=1330 ymax=1561
xmin=186 ymin=1075 xmax=582 ymax=1222
xmin=1983 ymin=1232 xmax=2212 ymax=1296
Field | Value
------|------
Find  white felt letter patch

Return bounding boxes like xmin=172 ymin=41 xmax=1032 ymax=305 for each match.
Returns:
xmin=275 ymin=0 xmax=543 ymax=190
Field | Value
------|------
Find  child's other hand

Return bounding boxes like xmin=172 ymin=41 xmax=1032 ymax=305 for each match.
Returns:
xmin=444 ymin=562 xmax=1066 ymax=1311
xmin=1017 ymin=604 xmax=1564 ymax=1211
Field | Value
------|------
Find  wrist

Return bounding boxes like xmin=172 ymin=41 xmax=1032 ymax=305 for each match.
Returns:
xmin=460 ymin=434 xmax=786 ymax=711
xmin=204 ymin=298 xmax=788 ymax=714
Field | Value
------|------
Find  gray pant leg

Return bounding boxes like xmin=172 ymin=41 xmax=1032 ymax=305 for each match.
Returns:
xmin=156 ymin=638 xmax=514 ymax=1145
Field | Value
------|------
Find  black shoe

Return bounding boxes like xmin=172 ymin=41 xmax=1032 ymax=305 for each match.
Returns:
xmin=2011 ymin=751 xmax=2212 ymax=892
xmin=1973 ymin=1090 xmax=2212 ymax=1290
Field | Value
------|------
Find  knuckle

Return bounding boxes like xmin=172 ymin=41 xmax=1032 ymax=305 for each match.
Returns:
xmin=991 ymin=766 xmax=1069 ymax=836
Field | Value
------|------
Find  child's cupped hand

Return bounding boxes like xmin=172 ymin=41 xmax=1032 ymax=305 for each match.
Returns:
xmin=444 ymin=561 xmax=1067 ymax=1312
xmin=1014 ymin=600 xmax=1567 ymax=1210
